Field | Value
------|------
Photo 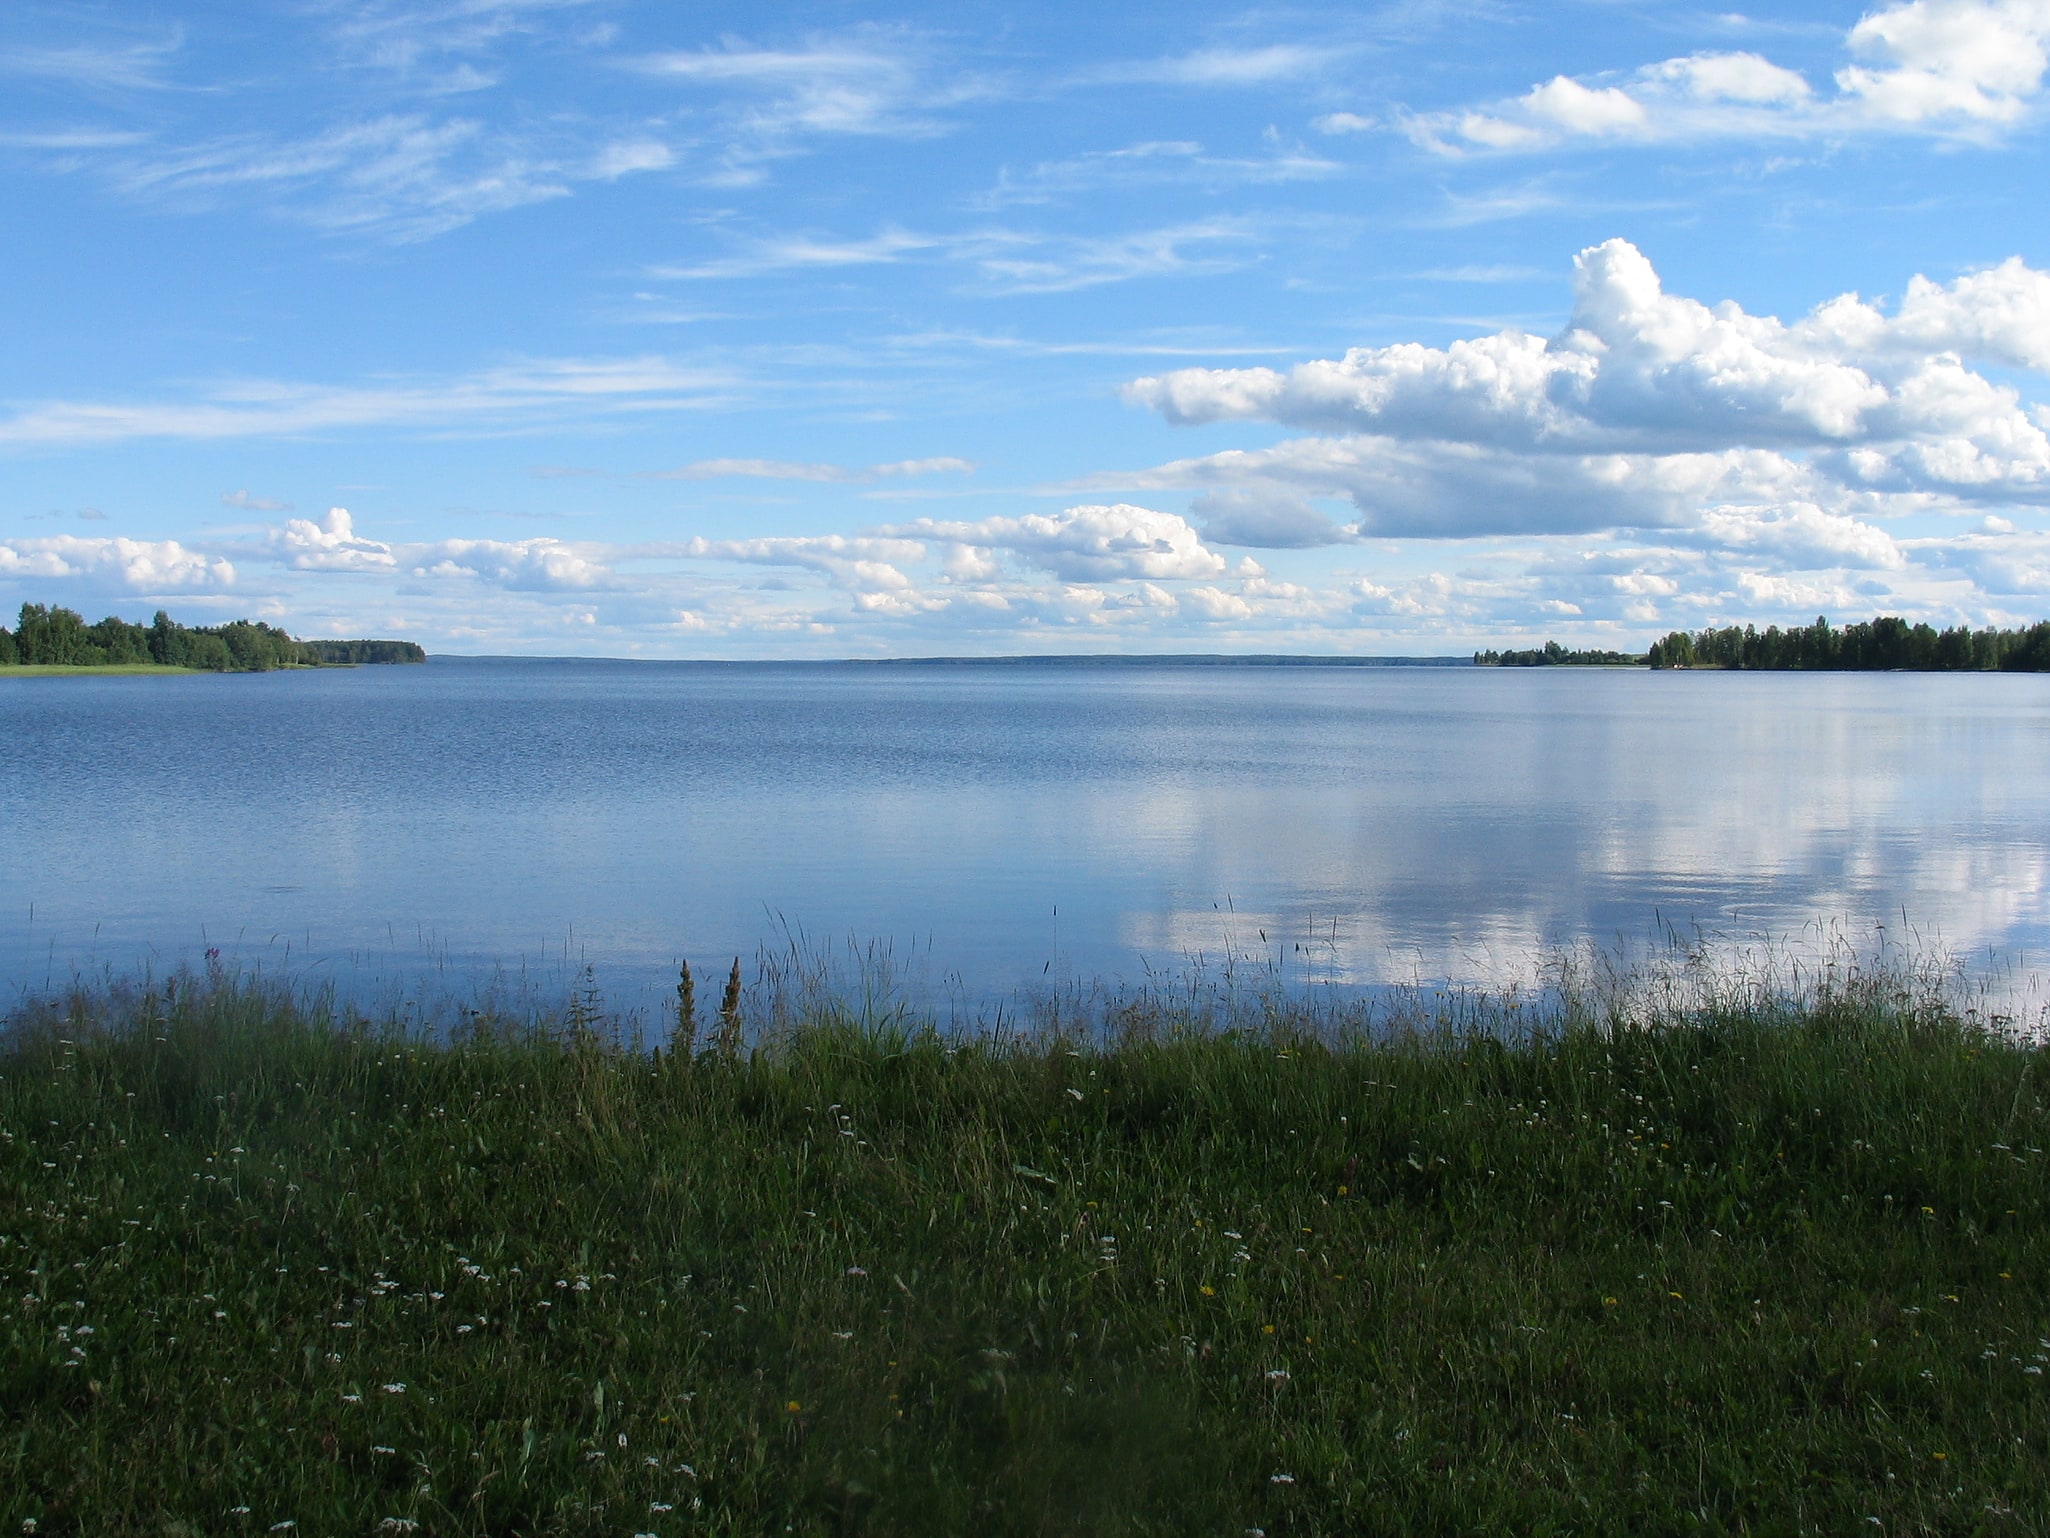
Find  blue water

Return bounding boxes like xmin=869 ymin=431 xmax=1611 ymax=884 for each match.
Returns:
xmin=5 ymin=657 xmax=2048 ymax=1019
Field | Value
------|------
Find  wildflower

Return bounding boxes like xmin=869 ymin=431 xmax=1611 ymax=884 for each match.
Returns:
xmin=341 ymin=1393 xmax=363 ymax=1405
xmin=845 ymin=1266 xmax=867 ymax=1277
xmin=376 ymin=1522 xmax=420 ymax=1534
xmin=1200 ymin=1285 xmax=1215 ymax=1297
xmin=372 ymin=1446 xmax=397 ymax=1456
xmin=1265 ymin=1370 xmax=1291 ymax=1383
xmin=786 ymin=1401 xmax=802 ymax=1413
xmin=381 ymin=1383 xmax=407 ymax=1395
xmin=1269 ymin=1473 xmax=1295 ymax=1484
xmin=1262 ymin=1324 xmax=1275 ymax=1334
xmin=650 ymin=1503 xmax=674 ymax=1513
xmin=1602 ymin=1298 xmax=1619 ymax=1307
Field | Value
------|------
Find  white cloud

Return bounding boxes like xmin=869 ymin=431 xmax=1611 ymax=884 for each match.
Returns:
xmin=1189 ymin=487 xmax=1355 ymax=548
xmin=1119 ymin=240 xmax=2050 ymax=536
xmin=588 ymin=139 xmax=674 ymax=179
xmin=1837 ymin=0 xmax=2050 ymax=124
xmin=883 ymin=505 xmax=1228 ymax=581
xmin=650 ymin=228 xmax=937 ymax=280
xmin=1084 ymin=45 xmax=1328 ymax=87
xmin=1413 ymin=0 xmax=2050 ymax=153
xmin=1311 ymin=112 xmax=1376 ymax=135
xmin=272 ymin=507 xmax=398 ymax=571
xmin=1694 ymin=503 xmax=1905 ymax=568
xmin=413 ymin=537 xmax=606 ymax=590
xmin=0 ymin=535 xmax=233 ymax=589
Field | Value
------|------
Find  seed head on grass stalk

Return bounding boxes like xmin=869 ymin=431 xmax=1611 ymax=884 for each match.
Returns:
xmin=716 ymin=957 xmax=744 ymax=1059
xmin=674 ymin=960 xmax=698 ymax=1064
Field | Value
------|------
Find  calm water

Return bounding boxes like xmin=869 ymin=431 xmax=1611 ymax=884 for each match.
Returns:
xmin=5 ymin=657 xmax=2048 ymax=1018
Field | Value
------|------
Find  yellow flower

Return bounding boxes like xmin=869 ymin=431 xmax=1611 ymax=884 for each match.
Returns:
xmin=1200 ymin=1285 xmax=1216 ymax=1297
xmin=785 ymin=1401 xmax=802 ymax=1413
xmin=1602 ymin=1297 xmax=1619 ymax=1307
xmin=1263 ymin=1324 xmax=1276 ymax=1334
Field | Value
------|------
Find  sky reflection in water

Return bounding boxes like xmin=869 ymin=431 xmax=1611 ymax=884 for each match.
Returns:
xmin=4 ymin=658 xmax=2046 ymax=1021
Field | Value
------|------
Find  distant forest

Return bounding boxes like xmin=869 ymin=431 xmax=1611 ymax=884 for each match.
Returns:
xmin=1474 ymin=641 xmax=1641 ymax=667
xmin=1646 ymin=615 xmax=2050 ymax=672
xmin=0 ymin=603 xmax=425 ymax=670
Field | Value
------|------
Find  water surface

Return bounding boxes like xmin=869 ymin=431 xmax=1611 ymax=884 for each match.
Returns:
xmin=5 ymin=658 xmax=2046 ymax=1017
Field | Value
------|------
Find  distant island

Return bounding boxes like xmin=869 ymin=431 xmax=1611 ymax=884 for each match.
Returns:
xmin=1474 ymin=641 xmax=1642 ymax=667
xmin=0 ymin=602 xmax=425 ymax=672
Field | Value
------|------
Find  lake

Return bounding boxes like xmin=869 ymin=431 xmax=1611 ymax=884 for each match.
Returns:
xmin=5 ymin=657 xmax=2047 ymax=1022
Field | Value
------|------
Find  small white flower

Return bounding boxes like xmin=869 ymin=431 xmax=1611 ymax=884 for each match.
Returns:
xmin=1265 ymin=1370 xmax=1290 ymax=1383
xmin=371 ymin=1446 xmax=397 ymax=1456
xmin=341 ymin=1394 xmax=363 ymax=1405
xmin=1269 ymin=1473 xmax=1295 ymax=1484
xmin=381 ymin=1383 xmax=407 ymax=1395
xmin=846 ymin=1266 xmax=867 ymax=1277
xmin=650 ymin=1503 xmax=675 ymax=1513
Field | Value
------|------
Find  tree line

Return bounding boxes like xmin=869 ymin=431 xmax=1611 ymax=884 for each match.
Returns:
xmin=0 ymin=603 xmax=426 ymax=670
xmin=1645 ymin=615 xmax=2050 ymax=672
xmin=1474 ymin=641 xmax=1641 ymax=667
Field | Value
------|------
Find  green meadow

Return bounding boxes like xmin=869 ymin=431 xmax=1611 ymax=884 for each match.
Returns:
xmin=3 ymin=958 xmax=2045 ymax=1535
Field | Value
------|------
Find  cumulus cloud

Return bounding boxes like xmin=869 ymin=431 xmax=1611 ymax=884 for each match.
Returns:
xmin=0 ymin=535 xmax=233 ymax=589
xmin=1412 ymin=0 xmax=2050 ymax=152
xmin=882 ymin=504 xmax=1228 ymax=581
xmin=1189 ymin=487 xmax=1355 ymax=548
xmin=271 ymin=507 xmax=398 ymax=571
xmin=412 ymin=537 xmax=606 ymax=590
xmin=1118 ymin=239 xmax=2049 ymax=538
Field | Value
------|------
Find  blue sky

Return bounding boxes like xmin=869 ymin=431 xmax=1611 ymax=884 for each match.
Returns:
xmin=2 ymin=0 xmax=2047 ymax=656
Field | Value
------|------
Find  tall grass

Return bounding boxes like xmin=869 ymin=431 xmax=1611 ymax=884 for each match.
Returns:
xmin=2 ymin=949 xmax=2046 ymax=1535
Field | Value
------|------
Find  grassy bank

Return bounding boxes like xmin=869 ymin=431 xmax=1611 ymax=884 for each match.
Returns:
xmin=3 ymin=967 xmax=2046 ymax=1535
xmin=0 ymin=663 xmax=205 ymax=678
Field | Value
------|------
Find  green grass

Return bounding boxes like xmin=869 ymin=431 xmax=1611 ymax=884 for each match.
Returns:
xmin=3 ymin=964 xmax=2046 ymax=1535
xmin=0 ymin=663 xmax=205 ymax=677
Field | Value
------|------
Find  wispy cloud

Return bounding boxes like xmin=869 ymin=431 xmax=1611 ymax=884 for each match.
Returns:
xmin=1079 ymin=44 xmax=1331 ymax=88
xmin=974 ymin=139 xmax=1339 ymax=209
xmin=649 ymin=228 xmax=937 ymax=280
xmin=223 ymin=489 xmax=294 ymax=512
xmin=0 ymin=357 xmax=734 ymax=446
xmin=647 ymin=456 xmax=972 ymax=483
xmin=0 ymin=37 xmax=183 ymax=92
xmin=626 ymin=24 xmax=987 ymax=165
xmin=106 ymin=113 xmax=575 ymax=240
xmin=651 ymin=218 xmax=1265 ymax=293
